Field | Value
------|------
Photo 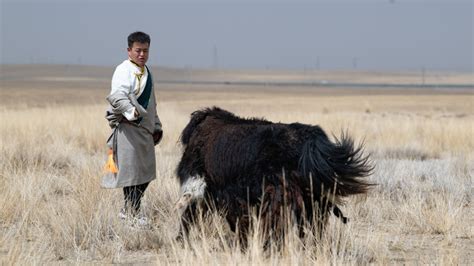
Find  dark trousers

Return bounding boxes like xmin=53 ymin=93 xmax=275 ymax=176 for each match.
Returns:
xmin=123 ymin=182 xmax=149 ymax=214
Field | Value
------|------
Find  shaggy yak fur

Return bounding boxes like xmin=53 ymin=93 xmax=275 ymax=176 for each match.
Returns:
xmin=176 ymin=107 xmax=373 ymax=247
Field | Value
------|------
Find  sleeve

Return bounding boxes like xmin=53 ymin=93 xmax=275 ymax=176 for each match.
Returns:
xmin=110 ymin=65 xmax=137 ymax=121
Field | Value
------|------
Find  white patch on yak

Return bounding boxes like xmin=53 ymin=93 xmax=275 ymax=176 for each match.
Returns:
xmin=175 ymin=176 xmax=207 ymax=213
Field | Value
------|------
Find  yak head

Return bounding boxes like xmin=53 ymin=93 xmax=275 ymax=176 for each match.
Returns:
xmin=175 ymin=175 xmax=207 ymax=213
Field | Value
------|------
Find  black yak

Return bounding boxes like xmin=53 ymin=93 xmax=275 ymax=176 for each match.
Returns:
xmin=176 ymin=107 xmax=373 ymax=247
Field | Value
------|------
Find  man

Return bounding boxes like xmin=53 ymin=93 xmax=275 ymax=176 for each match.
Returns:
xmin=102 ymin=31 xmax=162 ymax=226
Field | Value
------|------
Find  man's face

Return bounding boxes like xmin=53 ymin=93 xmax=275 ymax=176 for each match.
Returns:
xmin=127 ymin=42 xmax=149 ymax=67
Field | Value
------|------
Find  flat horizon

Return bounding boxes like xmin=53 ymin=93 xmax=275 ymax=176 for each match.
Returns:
xmin=1 ymin=63 xmax=473 ymax=75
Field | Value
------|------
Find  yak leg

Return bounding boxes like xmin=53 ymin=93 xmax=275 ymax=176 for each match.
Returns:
xmin=239 ymin=220 xmax=250 ymax=250
xmin=225 ymin=197 xmax=251 ymax=250
xmin=176 ymin=201 xmax=212 ymax=243
xmin=176 ymin=202 xmax=199 ymax=242
xmin=225 ymin=214 xmax=251 ymax=250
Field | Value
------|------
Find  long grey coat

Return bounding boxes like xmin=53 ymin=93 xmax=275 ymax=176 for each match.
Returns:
xmin=102 ymin=83 xmax=162 ymax=189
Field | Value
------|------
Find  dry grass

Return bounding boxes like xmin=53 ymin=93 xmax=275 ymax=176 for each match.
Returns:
xmin=0 ymin=65 xmax=473 ymax=264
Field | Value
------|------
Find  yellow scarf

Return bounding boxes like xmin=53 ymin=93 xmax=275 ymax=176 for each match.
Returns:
xmin=129 ymin=59 xmax=146 ymax=94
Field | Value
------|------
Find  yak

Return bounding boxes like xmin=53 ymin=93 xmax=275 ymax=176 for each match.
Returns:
xmin=175 ymin=107 xmax=373 ymax=247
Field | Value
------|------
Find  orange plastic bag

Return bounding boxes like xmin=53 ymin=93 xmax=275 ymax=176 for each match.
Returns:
xmin=104 ymin=149 xmax=118 ymax=174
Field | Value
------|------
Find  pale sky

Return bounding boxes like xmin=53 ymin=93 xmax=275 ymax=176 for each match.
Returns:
xmin=1 ymin=0 xmax=473 ymax=71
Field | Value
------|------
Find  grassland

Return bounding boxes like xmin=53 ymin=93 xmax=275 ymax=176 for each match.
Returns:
xmin=0 ymin=65 xmax=472 ymax=264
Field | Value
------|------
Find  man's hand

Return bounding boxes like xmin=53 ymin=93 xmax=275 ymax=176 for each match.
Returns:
xmin=128 ymin=93 xmax=147 ymax=117
xmin=153 ymin=129 xmax=163 ymax=145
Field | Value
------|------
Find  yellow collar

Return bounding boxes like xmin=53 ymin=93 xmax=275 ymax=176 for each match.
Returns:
xmin=129 ymin=59 xmax=145 ymax=73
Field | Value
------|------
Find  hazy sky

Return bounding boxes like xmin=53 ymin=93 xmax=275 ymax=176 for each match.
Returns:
xmin=1 ymin=0 xmax=473 ymax=71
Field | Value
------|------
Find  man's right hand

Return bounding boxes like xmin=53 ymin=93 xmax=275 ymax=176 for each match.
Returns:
xmin=128 ymin=93 xmax=148 ymax=118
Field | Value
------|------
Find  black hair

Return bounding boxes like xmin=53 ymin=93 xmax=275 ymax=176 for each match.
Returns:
xmin=127 ymin=31 xmax=150 ymax=48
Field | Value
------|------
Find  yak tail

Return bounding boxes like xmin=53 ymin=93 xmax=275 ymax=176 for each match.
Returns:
xmin=299 ymin=132 xmax=374 ymax=199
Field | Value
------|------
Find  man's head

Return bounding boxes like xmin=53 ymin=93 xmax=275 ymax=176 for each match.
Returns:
xmin=127 ymin=31 xmax=150 ymax=67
